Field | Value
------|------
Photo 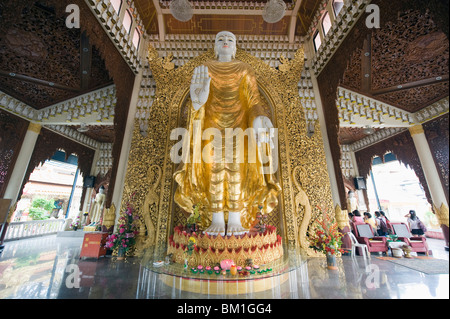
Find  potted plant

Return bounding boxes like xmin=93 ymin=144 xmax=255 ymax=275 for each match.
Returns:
xmin=309 ymin=205 xmax=346 ymax=270
xmin=104 ymin=200 xmax=139 ymax=260
xmin=186 ymin=204 xmax=202 ymax=233
xmin=70 ymin=216 xmax=81 ymax=231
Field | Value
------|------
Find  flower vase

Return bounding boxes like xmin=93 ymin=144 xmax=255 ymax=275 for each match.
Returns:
xmin=326 ymin=253 xmax=337 ymax=270
xmin=117 ymin=247 xmax=125 ymax=260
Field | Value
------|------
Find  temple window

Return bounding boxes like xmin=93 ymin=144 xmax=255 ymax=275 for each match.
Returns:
xmin=313 ymin=30 xmax=322 ymax=52
xmin=110 ymin=0 xmax=123 ymax=14
xmin=322 ymin=11 xmax=332 ymax=35
xmin=132 ymin=27 xmax=141 ymax=50
xmin=332 ymin=0 xmax=344 ymax=17
xmin=123 ymin=9 xmax=133 ymax=34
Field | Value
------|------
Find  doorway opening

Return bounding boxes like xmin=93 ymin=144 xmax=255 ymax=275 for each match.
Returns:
xmin=11 ymin=150 xmax=84 ymax=223
xmin=366 ymin=153 xmax=441 ymax=234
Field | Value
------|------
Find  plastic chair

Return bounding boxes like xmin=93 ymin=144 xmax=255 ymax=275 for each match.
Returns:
xmin=347 ymin=231 xmax=370 ymax=259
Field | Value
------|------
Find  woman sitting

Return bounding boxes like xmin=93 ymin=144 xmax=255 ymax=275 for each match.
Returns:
xmin=364 ymin=212 xmax=378 ymax=234
xmin=351 ymin=210 xmax=364 ymax=224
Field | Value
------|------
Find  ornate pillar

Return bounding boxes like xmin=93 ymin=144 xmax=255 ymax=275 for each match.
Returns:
xmin=3 ymin=122 xmax=41 ymax=204
xmin=308 ymin=62 xmax=342 ymax=210
xmin=110 ymin=71 xmax=142 ymax=229
xmin=409 ymin=124 xmax=449 ymax=249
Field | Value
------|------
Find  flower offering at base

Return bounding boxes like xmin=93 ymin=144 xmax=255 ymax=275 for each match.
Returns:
xmin=309 ymin=204 xmax=346 ymax=268
xmin=104 ymin=196 xmax=139 ymax=258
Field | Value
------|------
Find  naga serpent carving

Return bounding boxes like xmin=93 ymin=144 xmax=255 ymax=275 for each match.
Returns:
xmin=292 ymin=166 xmax=312 ymax=250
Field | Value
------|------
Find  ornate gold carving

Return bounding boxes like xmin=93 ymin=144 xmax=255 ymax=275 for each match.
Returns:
xmin=28 ymin=122 xmax=41 ymax=134
xmin=168 ymin=226 xmax=283 ymax=267
xmin=434 ymin=203 xmax=449 ymax=227
xmin=335 ymin=204 xmax=349 ymax=230
xmin=409 ymin=124 xmax=424 ymax=136
xmin=162 ymin=53 xmax=175 ymax=71
xmin=292 ymin=166 xmax=312 ymax=251
xmin=278 ymin=55 xmax=292 ymax=73
xmin=119 ymin=42 xmax=334 ymax=255
xmin=102 ymin=203 xmax=116 ymax=229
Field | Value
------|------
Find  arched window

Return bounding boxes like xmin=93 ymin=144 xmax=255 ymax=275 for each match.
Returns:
xmin=110 ymin=0 xmax=123 ymax=14
xmin=322 ymin=11 xmax=332 ymax=36
xmin=123 ymin=10 xmax=133 ymax=34
xmin=313 ymin=30 xmax=321 ymax=52
xmin=132 ymin=27 xmax=141 ymax=50
xmin=332 ymin=0 xmax=344 ymax=17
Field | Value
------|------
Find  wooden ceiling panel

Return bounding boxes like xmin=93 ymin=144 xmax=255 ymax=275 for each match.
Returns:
xmin=375 ymin=82 xmax=449 ymax=113
xmin=0 ymin=1 xmax=113 ymax=110
xmin=70 ymin=125 xmax=115 ymax=143
xmin=295 ymin=0 xmax=323 ymax=36
xmin=370 ymin=10 xmax=449 ymax=92
xmin=339 ymin=7 xmax=449 ymax=114
xmin=338 ymin=127 xmax=381 ymax=145
xmin=164 ymin=14 xmax=290 ymax=35
xmin=135 ymin=0 xmax=322 ymax=37
xmin=134 ymin=0 xmax=159 ymax=34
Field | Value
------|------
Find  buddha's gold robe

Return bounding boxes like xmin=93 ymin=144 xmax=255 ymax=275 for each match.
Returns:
xmin=174 ymin=60 xmax=281 ymax=229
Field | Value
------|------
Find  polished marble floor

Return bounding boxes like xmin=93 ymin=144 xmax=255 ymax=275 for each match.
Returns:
xmin=0 ymin=234 xmax=448 ymax=299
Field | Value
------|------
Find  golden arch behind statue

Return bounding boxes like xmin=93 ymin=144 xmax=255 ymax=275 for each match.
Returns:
xmin=121 ymin=43 xmax=334 ymax=254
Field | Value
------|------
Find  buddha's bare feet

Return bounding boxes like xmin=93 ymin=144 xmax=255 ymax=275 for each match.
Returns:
xmin=203 ymin=211 xmax=225 ymax=236
xmin=226 ymin=224 xmax=249 ymax=236
xmin=204 ymin=223 xmax=226 ymax=236
xmin=226 ymin=212 xmax=248 ymax=236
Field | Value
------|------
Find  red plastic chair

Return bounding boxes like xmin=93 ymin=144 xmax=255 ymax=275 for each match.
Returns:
xmin=353 ymin=223 xmax=388 ymax=254
xmin=391 ymin=223 xmax=431 ymax=256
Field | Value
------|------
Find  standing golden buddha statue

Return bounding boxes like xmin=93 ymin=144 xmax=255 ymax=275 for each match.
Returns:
xmin=174 ymin=31 xmax=281 ymax=236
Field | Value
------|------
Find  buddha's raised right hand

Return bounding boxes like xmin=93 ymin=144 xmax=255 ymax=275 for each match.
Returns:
xmin=190 ymin=65 xmax=211 ymax=110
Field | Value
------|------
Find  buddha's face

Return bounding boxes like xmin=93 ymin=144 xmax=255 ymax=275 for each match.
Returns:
xmin=214 ymin=31 xmax=236 ymax=58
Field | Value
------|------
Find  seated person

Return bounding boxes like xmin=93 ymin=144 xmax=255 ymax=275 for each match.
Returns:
xmin=351 ymin=210 xmax=364 ymax=224
xmin=364 ymin=212 xmax=378 ymax=236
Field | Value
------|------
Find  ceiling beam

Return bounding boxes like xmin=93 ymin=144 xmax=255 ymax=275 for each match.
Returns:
xmin=371 ymin=74 xmax=449 ymax=96
xmin=0 ymin=70 xmax=80 ymax=92
xmin=152 ymin=0 xmax=166 ymax=41
xmin=160 ymin=8 xmax=294 ymax=16
xmin=288 ymin=0 xmax=303 ymax=43
xmin=361 ymin=34 xmax=371 ymax=93
xmin=80 ymin=31 xmax=92 ymax=91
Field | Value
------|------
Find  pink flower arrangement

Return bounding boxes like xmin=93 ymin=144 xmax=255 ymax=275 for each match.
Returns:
xmin=104 ymin=197 xmax=139 ymax=254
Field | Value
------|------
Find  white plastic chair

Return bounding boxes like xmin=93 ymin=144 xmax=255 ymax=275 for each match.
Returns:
xmin=347 ymin=232 xmax=370 ymax=259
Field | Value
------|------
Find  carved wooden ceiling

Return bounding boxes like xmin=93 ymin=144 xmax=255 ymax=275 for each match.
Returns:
xmin=134 ymin=0 xmax=322 ymax=37
xmin=0 ymin=1 xmax=114 ymax=109
xmin=338 ymin=6 xmax=449 ymax=145
xmin=0 ymin=0 xmax=448 ymax=150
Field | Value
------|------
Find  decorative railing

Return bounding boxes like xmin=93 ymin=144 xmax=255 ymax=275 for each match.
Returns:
xmin=4 ymin=219 xmax=65 ymax=241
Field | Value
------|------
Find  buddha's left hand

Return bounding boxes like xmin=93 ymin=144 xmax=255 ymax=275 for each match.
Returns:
xmin=253 ymin=116 xmax=275 ymax=149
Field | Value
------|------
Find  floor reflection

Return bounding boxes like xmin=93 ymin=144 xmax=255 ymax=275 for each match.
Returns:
xmin=0 ymin=235 xmax=448 ymax=299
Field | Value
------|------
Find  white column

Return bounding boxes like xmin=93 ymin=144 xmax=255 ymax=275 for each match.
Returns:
xmin=3 ymin=123 xmax=41 ymax=204
xmin=409 ymin=124 xmax=448 ymax=209
xmin=110 ymin=71 xmax=143 ymax=227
